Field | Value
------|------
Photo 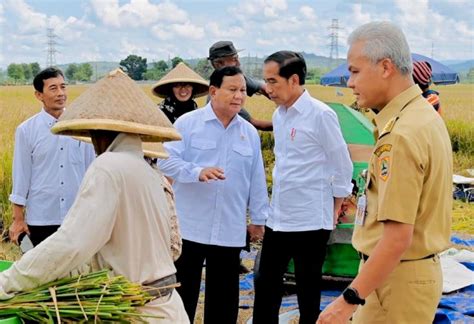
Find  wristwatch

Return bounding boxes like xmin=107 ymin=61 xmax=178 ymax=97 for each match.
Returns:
xmin=343 ymin=287 xmax=365 ymax=305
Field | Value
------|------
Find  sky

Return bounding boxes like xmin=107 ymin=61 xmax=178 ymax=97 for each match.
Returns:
xmin=1 ymin=0 xmax=473 ymax=69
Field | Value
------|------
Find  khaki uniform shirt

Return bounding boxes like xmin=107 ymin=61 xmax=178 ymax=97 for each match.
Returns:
xmin=353 ymin=85 xmax=452 ymax=260
xmin=0 ymin=134 xmax=185 ymax=320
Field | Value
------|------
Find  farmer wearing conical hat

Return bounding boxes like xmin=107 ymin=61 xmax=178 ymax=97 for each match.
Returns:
xmin=0 ymin=69 xmax=189 ymax=323
xmin=152 ymin=62 xmax=209 ymax=123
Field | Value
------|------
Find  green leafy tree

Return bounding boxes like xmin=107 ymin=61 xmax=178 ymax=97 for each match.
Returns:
xmin=77 ymin=63 xmax=93 ymax=81
xmin=30 ymin=62 xmax=41 ymax=77
xmin=155 ymin=60 xmax=168 ymax=72
xmin=171 ymin=56 xmax=184 ymax=68
xmin=21 ymin=63 xmax=32 ymax=80
xmin=7 ymin=63 xmax=24 ymax=81
xmin=66 ymin=64 xmax=78 ymax=81
xmin=195 ymin=58 xmax=212 ymax=79
xmin=144 ymin=60 xmax=169 ymax=80
xmin=120 ymin=55 xmax=147 ymax=80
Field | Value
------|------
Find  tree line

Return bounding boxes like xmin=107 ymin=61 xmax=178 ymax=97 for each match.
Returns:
xmin=6 ymin=62 xmax=94 ymax=84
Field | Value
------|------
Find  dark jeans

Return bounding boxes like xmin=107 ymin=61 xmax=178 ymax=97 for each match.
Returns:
xmin=175 ymin=239 xmax=242 ymax=324
xmin=28 ymin=225 xmax=60 ymax=247
xmin=253 ymin=227 xmax=331 ymax=324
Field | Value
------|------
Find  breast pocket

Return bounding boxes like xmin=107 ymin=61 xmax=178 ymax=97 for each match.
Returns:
xmin=189 ymin=139 xmax=218 ymax=165
xmin=68 ymin=141 xmax=84 ymax=165
xmin=229 ymin=144 xmax=253 ymax=175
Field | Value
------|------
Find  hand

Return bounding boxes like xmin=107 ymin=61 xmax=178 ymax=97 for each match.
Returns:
xmin=199 ymin=167 xmax=225 ymax=182
xmin=316 ymin=296 xmax=358 ymax=324
xmin=333 ymin=211 xmax=339 ymax=229
xmin=9 ymin=219 xmax=30 ymax=245
xmin=247 ymin=224 xmax=264 ymax=242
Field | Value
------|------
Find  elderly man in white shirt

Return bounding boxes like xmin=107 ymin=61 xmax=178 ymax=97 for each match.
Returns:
xmin=158 ymin=66 xmax=269 ymax=324
xmin=9 ymin=67 xmax=95 ymax=247
xmin=253 ymin=51 xmax=353 ymax=324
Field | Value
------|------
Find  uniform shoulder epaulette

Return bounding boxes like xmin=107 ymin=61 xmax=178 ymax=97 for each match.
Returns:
xmin=379 ymin=116 xmax=399 ymax=139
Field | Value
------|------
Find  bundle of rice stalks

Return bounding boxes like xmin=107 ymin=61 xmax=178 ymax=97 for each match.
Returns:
xmin=0 ymin=269 xmax=164 ymax=323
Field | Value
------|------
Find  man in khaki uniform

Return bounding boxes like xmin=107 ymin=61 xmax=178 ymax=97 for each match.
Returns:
xmin=317 ymin=21 xmax=452 ymax=324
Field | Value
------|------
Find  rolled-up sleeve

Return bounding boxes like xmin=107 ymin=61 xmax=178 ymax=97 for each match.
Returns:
xmin=0 ymin=166 xmax=118 ymax=296
xmin=9 ymin=127 xmax=31 ymax=206
xmin=319 ymin=110 xmax=353 ymax=198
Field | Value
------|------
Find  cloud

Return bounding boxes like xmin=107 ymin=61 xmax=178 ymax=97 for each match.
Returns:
xmin=151 ymin=21 xmax=205 ymax=41
xmin=230 ymin=0 xmax=287 ymax=20
xmin=4 ymin=0 xmax=47 ymax=33
xmin=90 ymin=0 xmax=188 ymax=28
xmin=300 ymin=5 xmax=316 ymax=21
xmin=206 ymin=22 xmax=246 ymax=38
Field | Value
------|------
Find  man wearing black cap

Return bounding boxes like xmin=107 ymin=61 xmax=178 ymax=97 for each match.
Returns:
xmin=208 ymin=40 xmax=272 ymax=131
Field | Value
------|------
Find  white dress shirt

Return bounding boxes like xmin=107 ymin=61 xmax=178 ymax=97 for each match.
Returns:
xmin=9 ymin=109 xmax=95 ymax=225
xmin=0 ymin=133 xmax=188 ymax=323
xmin=268 ymin=90 xmax=353 ymax=232
xmin=158 ymin=103 xmax=269 ymax=247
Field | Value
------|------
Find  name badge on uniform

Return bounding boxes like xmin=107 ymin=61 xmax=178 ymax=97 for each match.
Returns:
xmin=355 ymin=194 xmax=366 ymax=226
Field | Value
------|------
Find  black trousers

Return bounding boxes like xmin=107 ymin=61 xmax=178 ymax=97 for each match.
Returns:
xmin=28 ymin=225 xmax=60 ymax=247
xmin=175 ymin=239 xmax=241 ymax=324
xmin=253 ymin=227 xmax=331 ymax=324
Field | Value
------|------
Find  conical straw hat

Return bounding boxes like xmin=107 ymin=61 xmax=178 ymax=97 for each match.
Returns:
xmin=152 ymin=62 xmax=209 ymax=98
xmin=51 ymin=69 xmax=181 ymax=143
xmin=74 ymin=136 xmax=169 ymax=159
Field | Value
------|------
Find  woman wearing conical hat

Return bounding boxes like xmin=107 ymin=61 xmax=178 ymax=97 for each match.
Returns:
xmin=0 ymin=69 xmax=189 ymax=323
xmin=152 ymin=62 xmax=209 ymax=123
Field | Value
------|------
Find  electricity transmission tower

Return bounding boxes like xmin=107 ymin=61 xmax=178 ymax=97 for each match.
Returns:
xmin=328 ymin=19 xmax=341 ymax=68
xmin=46 ymin=28 xmax=58 ymax=67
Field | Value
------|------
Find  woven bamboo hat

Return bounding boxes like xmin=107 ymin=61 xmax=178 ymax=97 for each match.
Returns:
xmin=151 ymin=62 xmax=209 ymax=98
xmin=51 ymin=69 xmax=181 ymax=143
xmin=74 ymin=136 xmax=169 ymax=159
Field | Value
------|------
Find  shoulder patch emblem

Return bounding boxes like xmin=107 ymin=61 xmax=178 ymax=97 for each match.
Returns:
xmin=379 ymin=156 xmax=390 ymax=181
xmin=374 ymin=144 xmax=392 ymax=157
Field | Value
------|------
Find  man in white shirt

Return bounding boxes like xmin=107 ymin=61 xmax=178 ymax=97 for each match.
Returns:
xmin=9 ymin=67 xmax=95 ymax=246
xmin=253 ymin=51 xmax=353 ymax=324
xmin=158 ymin=66 xmax=269 ymax=323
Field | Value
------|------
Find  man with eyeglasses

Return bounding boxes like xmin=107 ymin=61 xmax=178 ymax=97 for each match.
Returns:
xmin=208 ymin=41 xmax=273 ymax=131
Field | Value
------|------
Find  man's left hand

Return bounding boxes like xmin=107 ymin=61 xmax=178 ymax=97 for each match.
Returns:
xmin=247 ymin=224 xmax=264 ymax=242
xmin=316 ymin=296 xmax=358 ymax=324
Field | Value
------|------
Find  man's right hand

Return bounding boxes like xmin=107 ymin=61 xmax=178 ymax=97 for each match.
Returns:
xmin=199 ymin=167 xmax=226 ymax=182
xmin=9 ymin=219 xmax=29 ymax=245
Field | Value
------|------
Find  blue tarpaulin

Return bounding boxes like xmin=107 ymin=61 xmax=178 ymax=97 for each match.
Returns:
xmin=320 ymin=53 xmax=459 ymax=87
xmin=238 ymin=235 xmax=473 ymax=323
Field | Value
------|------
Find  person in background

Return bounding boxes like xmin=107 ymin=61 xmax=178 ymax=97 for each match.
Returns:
xmin=0 ymin=69 xmax=189 ymax=323
xmin=152 ymin=62 xmax=209 ymax=123
xmin=253 ymin=51 xmax=353 ymax=324
xmin=208 ymin=40 xmax=273 ymax=131
xmin=158 ymin=66 xmax=269 ymax=323
xmin=9 ymin=67 xmax=95 ymax=247
xmin=412 ymin=60 xmax=442 ymax=114
xmin=317 ymin=21 xmax=452 ymax=324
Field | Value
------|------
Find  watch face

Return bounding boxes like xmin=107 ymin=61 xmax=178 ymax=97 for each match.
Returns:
xmin=343 ymin=287 xmax=364 ymax=305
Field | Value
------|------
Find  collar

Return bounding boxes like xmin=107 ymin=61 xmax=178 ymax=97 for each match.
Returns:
xmin=203 ymin=102 xmax=242 ymax=128
xmin=40 ymin=108 xmax=61 ymax=128
xmin=105 ymin=133 xmax=143 ymax=158
xmin=277 ymin=89 xmax=308 ymax=115
xmin=374 ymin=85 xmax=422 ymax=131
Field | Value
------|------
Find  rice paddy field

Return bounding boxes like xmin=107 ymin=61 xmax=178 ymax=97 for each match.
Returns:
xmin=0 ymin=83 xmax=473 ymax=322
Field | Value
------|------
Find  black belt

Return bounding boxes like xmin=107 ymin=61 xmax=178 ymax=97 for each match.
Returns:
xmin=359 ymin=252 xmax=435 ymax=262
xmin=142 ymin=274 xmax=177 ymax=298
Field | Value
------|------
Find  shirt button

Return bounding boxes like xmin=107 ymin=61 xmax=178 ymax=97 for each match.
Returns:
xmin=61 ymin=181 xmax=64 ymax=185
xmin=61 ymin=198 xmax=64 ymax=201
xmin=60 ymin=147 xmax=63 ymax=150
xmin=60 ymin=165 xmax=63 ymax=168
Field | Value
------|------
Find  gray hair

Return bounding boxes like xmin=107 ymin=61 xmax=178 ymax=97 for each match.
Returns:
xmin=348 ymin=21 xmax=412 ymax=75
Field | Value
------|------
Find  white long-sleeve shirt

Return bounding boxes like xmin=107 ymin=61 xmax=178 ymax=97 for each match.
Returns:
xmin=268 ymin=90 xmax=353 ymax=232
xmin=9 ymin=109 xmax=95 ymax=225
xmin=0 ymin=133 xmax=188 ymax=323
xmin=158 ymin=103 xmax=269 ymax=247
